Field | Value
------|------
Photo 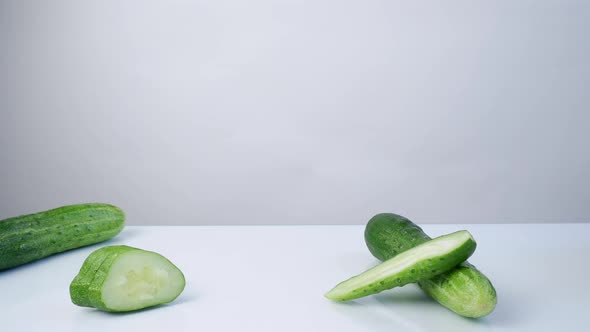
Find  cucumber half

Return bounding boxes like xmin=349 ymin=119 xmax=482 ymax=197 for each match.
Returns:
xmin=70 ymin=245 xmax=185 ymax=312
xmin=325 ymin=230 xmax=476 ymax=301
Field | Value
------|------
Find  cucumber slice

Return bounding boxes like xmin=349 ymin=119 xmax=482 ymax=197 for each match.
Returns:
xmin=325 ymin=230 xmax=476 ymax=301
xmin=70 ymin=245 xmax=185 ymax=312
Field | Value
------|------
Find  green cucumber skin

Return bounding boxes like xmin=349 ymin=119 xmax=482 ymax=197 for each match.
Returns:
xmin=365 ymin=214 xmax=429 ymax=261
xmin=326 ymin=230 xmax=476 ymax=301
xmin=70 ymin=245 xmax=186 ymax=312
xmin=0 ymin=203 xmax=125 ymax=270
xmin=364 ymin=213 xmax=497 ymax=318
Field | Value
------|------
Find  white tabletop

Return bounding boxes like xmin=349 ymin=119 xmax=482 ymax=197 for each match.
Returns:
xmin=1 ymin=224 xmax=588 ymax=331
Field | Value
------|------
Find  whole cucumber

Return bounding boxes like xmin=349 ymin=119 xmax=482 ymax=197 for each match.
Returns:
xmin=364 ymin=213 xmax=496 ymax=318
xmin=0 ymin=203 xmax=125 ymax=270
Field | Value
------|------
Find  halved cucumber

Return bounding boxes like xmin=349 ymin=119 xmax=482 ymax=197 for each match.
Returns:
xmin=325 ymin=230 xmax=476 ymax=301
xmin=70 ymin=245 xmax=185 ymax=312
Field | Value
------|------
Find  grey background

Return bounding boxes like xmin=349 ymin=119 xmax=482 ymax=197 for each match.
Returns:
xmin=1 ymin=0 xmax=589 ymax=225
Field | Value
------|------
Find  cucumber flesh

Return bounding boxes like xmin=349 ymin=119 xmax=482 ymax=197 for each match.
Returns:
xmin=70 ymin=246 xmax=185 ymax=312
xmin=101 ymin=250 xmax=185 ymax=311
xmin=325 ymin=230 xmax=476 ymax=301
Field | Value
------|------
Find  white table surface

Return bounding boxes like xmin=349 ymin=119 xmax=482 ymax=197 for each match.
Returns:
xmin=1 ymin=224 xmax=588 ymax=331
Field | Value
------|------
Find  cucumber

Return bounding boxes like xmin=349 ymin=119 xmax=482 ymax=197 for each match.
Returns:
xmin=0 ymin=203 xmax=125 ymax=270
xmin=70 ymin=245 xmax=186 ymax=312
xmin=365 ymin=213 xmax=497 ymax=318
xmin=325 ymin=230 xmax=476 ymax=301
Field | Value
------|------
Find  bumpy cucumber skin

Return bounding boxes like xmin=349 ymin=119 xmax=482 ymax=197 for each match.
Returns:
xmin=0 ymin=203 xmax=125 ymax=270
xmin=326 ymin=230 xmax=476 ymax=301
xmin=364 ymin=213 xmax=497 ymax=318
xmin=70 ymin=245 xmax=186 ymax=312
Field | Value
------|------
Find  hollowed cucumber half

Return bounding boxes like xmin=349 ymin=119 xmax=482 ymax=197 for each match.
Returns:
xmin=325 ymin=230 xmax=475 ymax=301
xmin=70 ymin=245 xmax=185 ymax=312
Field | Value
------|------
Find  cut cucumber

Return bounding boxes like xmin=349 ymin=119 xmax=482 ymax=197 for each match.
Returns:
xmin=365 ymin=213 xmax=497 ymax=318
xmin=70 ymin=245 xmax=185 ymax=312
xmin=325 ymin=230 xmax=475 ymax=301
